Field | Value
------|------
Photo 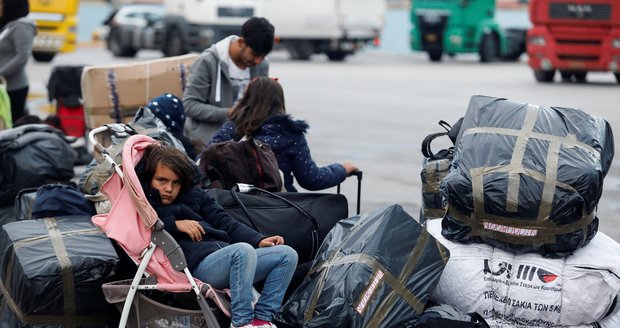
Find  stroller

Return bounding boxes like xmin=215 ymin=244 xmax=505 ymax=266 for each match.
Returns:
xmin=89 ymin=126 xmax=229 ymax=328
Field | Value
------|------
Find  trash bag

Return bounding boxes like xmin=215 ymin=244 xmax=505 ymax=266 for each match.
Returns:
xmin=0 ymin=124 xmax=76 ymax=207
xmin=278 ymin=204 xmax=449 ymax=328
xmin=442 ymin=95 xmax=614 ymax=257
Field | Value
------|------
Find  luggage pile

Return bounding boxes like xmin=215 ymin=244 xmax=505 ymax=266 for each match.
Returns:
xmin=426 ymin=95 xmax=619 ymax=327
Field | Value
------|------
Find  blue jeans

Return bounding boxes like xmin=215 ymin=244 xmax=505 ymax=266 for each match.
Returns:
xmin=192 ymin=243 xmax=298 ymax=327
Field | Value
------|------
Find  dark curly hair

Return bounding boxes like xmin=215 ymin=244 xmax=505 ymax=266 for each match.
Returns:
xmin=241 ymin=17 xmax=275 ymax=56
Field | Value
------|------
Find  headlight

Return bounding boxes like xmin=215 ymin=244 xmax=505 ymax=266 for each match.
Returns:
xmin=449 ymin=35 xmax=462 ymax=45
xmin=529 ymin=36 xmax=546 ymax=46
xmin=612 ymin=39 xmax=620 ymax=49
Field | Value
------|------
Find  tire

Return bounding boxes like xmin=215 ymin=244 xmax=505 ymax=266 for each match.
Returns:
xmin=479 ymin=33 xmax=499 ymax=63
xmin=32 ymin=51 xmax=55 ymax=62
xmin=286 ymin=41 xmax=312 ymax=61
xmin=534 ymin=69 xmax=555 ymax=83
xmin=163 ymin=29 xmax=187 ymax=57
xmin=428 ymin=50 xmax=442 ymax=62
xmin=108 ymin=29 xmax=137 ymax=58
xmin=561 ymin=71 xmax=587 ymax=83
xmin=574 ymin=72 xmax=587 ymax=83
xmin=326 ymin=50 xmax=347 ymax=61
xmin=560 ymin=70 xmax=572 ymax=82
xmin=615 ymin=73 xmax=620 ymax=84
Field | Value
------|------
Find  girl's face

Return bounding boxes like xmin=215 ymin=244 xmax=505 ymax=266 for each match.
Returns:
xmin=150 ymin=163 xmax=181 ymax=205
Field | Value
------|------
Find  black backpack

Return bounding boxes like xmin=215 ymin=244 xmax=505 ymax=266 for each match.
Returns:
xmin=420 ymin=118 xmax=462 ymax=222
xmin=198 ymin=138 xmax=283 ymax=192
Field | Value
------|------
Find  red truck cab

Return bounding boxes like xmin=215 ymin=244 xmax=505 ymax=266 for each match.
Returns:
xmin=527 ymin=0 xmax=620 ymax=83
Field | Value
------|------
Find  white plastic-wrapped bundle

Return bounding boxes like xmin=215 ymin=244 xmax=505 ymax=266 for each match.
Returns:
xmin=427 ymin=219 xmax=620 ymax=327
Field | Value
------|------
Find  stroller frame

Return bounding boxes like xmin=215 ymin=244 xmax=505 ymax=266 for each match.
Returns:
xmin=88 ymin=126 xmax=222 ymax=328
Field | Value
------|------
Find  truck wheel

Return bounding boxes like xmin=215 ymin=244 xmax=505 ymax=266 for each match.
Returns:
xmin=560 ymin=71 xmax=572 ymax=82
xmin=163 ymin=29 xmax=187 ymax=57
xmin=574 ymin=72 xmax=587 ymax=83
xmin=32 ymin=51 xmax=55 ymax=62
xmin=615 ymin=73 xmax=620 ymax=84
xmin=480 ymin=34 xmax=498 ymax=63
xmin=286 ymin=42 xmax=312 ymax=61
xmin=326 ymin=51 xmax=347 ymax=61
xmin=428 ymin=50 xmax=442 ymax=62
xmin=108 ymin=30 xmax=137 ymax=58
xmin=534 ymin=69 xmax=555 ymax=83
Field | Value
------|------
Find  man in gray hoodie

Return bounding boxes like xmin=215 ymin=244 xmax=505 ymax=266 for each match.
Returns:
xmin=0 ymin=0 xmax=36 ymax=125
xmin=183 ymin=17 xmax=275 ymax=152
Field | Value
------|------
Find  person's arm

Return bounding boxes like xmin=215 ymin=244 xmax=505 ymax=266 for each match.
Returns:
xmin=207 ymin=121 xmax=235 ymax=145
xmin=182 ymin=57 xmax=230 ymax=123
xmin=155 ymin=202 xmax=209 ymax=242
xmin=288 ymin=136 xmax=351 ymax=191
xmin=0 ymin=22 xmax=34 ymax=77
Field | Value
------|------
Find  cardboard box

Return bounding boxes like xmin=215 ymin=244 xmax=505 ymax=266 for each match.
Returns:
xmin=81 ymin=54 xmax=199 ymax=129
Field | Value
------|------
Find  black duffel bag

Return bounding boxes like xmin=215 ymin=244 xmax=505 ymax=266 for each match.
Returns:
xmin=207 ymin=187 xmax=348 ymax=265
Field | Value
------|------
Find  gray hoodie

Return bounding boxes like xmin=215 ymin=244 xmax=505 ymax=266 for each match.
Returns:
xmin=182 ymin=36 xmax=269 ymax=149
xmin=0 ymin=17 xmax=35 ymax=91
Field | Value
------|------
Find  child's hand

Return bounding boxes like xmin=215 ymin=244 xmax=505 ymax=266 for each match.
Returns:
xmin=176 ymin=220 xmax=206 ymax=241
xmin=259 ymin=235 xmax=284 ymax=247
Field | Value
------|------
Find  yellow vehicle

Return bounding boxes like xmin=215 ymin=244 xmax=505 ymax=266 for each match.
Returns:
xmin=28 ymin=0 xmax=79 ymax=62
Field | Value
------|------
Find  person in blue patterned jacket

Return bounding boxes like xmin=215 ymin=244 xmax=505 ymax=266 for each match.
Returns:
xmin=206 ymin=76 xmax=358 ymax=192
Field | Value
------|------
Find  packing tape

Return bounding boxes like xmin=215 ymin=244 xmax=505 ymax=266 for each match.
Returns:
xmin=447 ymin=206 xmax=594 ymax=245
xmin=0 ymin=218 xmax=107 ymax=326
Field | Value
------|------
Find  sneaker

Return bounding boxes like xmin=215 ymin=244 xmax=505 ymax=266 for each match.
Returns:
xmin=252 ymin=321 xmax=277 ymax=328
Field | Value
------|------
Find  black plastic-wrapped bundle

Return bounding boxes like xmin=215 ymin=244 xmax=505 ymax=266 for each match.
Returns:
xmin=0 ymin=124 xmax=76 ymax=206
xmin=442 ymin=95 xmax=614 ymax=257
xmin=0 ymin=215 xmax=120 ymax=327
xmin=278 ymin=204 xmax=449 ymax=328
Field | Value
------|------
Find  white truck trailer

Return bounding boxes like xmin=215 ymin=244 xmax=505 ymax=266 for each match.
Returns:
xmin=259 ymin=0 xmax=385 ymax=61
xmin=158 ymin=0 xmax=385 ymax=61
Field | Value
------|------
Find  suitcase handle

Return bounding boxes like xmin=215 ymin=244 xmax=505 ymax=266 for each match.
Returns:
xmin=337 ymin=170 xmax=363 ymax=215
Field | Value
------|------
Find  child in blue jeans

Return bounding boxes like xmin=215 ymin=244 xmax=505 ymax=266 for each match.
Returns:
xmin=139 ymin=143 xmax=297 ymax=328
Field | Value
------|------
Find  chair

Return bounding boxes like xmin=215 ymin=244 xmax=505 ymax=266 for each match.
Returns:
xmin=89 ymin=129 xmax=228 ymax=327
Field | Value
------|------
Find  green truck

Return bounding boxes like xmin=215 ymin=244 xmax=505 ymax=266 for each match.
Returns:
xmin=410 ymin=0 xmax=527 ymax=62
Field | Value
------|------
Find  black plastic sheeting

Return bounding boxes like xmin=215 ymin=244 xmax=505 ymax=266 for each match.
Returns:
xmin=0 ymin=124 xmax=76 ymax=206
xmin=0 ymin=215 xmax=119 ymax=327
xmin=278 ymin=204 xmax=449 ymax=328
xmin=442 ymin=95 xmax=614 ymax=257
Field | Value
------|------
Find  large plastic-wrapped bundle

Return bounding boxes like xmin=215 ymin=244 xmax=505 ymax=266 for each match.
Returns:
xmin=278 ymin=204 xmax=450 ymax=328
xmin=0 ymin=215 xmax=120 ymax=327
xmin=427 ymin=219 xmax=620 ymax=327
xmin=0 ymin=124 xmax=76 ymax=207
xmin=442 ymin=95 xmax=614 ymax=257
